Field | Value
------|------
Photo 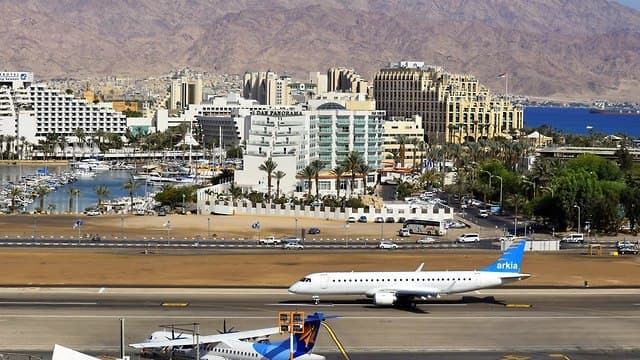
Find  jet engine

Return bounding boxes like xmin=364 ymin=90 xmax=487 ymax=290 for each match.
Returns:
xmin=373 ymin=292 xmax=397 ymax=306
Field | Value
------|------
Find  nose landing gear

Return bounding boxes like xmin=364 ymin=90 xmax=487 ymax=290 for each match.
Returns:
xmin=312 ymin=295 xmax=320 ymax=305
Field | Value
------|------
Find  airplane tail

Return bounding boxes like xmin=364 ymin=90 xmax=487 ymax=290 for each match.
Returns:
xmin=292 ymin=312 xmax=331 ymax=357
xmin=481 ymin=238 xmax=527 ymax=273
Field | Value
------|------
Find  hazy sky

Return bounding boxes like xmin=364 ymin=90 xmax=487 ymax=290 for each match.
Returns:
xmin=616 ymin=0 xmax=640 ymax=9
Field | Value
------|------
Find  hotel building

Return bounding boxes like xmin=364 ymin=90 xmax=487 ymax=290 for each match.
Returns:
xmin=373 ymin=61 xmax=523 ymax=144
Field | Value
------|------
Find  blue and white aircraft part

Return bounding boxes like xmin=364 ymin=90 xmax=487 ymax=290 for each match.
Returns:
xmin=288 ymin=238 xmax=530 ymax=307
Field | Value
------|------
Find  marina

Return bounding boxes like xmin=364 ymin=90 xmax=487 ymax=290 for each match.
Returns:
xmin=0 ymin=160 xmax=218 ymax=215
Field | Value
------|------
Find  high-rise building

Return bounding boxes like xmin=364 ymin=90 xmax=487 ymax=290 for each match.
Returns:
xmin=169 ymin=75 xmax=203 ymax=110
xmin=374 ymin=61 xmax=523 ymax=144
xmin=327 ymin=67 xmax=368 ymax=94
xmin=242 ymin=71 xmax=292 ymax=106
xmin=383 ymin=115 xmax=425 ymax=168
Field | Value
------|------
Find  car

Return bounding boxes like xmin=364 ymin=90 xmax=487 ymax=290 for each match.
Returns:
xmin=617 ymin=246 xmax=639 ymax=255
xmin=460 ymin=203 xmax=468 ymax=209
xmin=374 ymin=216 xmax=384 ymax=223
xmin=358 ymin=215 xmax=368 ymax=223
xmin=258 ymin=236 xmax=281 ymax=245
xmin=561 ymin=233 xmax=584 ymax=244
xmin=85 ymin=209 xmax=100 ymax=216
xmin=398 ymin=228 xmax=411 ymax=237
xmin=416 ymin=237 xmax=436 ymax=244
xmin=447 ymin=221 xmax=467 ymax=229
xmin=346 ymin=216 xmax=356 ymax=223
xmin=397 ymin=217 xmax=406 ymax=224
xmin=385 ymin=217 xmax=395 ymax=223
xmin=307 ymin=227 xmax=321 ymax=235
xmin=378 ymin=241 xmax=399 ymax=249
xmin=456 ymin=233 xmax=480 ymax=243
xmin=283 ymin=243 xmax=304 ymax=250
xmin=478 ymin=209 xmax=489 ymax=218
xmin=157 ymin=209 xmax=166 ymax=216
xmin=499 ymin=234 xmax=516 ymax=242
xmin=471 ymin=199 xmax=484 ymax=207
xmin=617 ymin=240 xmax=635 ymax=248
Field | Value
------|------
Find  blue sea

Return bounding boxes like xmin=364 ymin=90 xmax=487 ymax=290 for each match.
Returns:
xmin=524 ymin=107 xmax=640 ymax=136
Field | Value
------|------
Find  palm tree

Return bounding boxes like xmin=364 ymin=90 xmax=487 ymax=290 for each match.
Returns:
xmin=342 ymin=151 xmax=365 ymax=196
xmin=358 ymin=163 xmax=372 ymax=194
xmin=122 ymin=177 xmax=139 ymax=212
xmin=299 ymin=165 xmax=316 ymax=200
xmin=330 ymin=165 xmax=346 ymax=198
xmin=36 ymin=185 xmax=50 ymax=213
xmin=95 ymin=185 xmax=110 ymax=210
xmin=273 ymin=170 xmax=286 ymax=198
xmin=67 ymin=188 xmax=80 ymax=213
xmin=310 ymin=159 xmax=324 ymax=199
xmin=395 ymin=135 xmax=408 ymax=167
xmin=9 ymin=187 xmax=22 ymax=213
xmin=258 ymin=157 xmax=278 ymax=200
xmin=409 ymin=137 xmax=420 ymax=169
xmin=229 ymin=183 xmax=243 ymax=201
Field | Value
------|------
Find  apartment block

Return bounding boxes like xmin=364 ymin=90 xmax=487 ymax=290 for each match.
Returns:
xmin=374 ymin=61 xmax=523 ymax=144
xmin=383 ymin=115 xmax=425 ymax=168
xmin=327 ymin=67 xmax=368 ymax=94
xmin=169 ymin=75 xmax=203 ymax=110
xmin=242 ymin=71 xmax=292 ymax=106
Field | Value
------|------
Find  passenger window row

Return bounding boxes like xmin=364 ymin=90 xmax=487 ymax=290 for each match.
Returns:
xmin=333 ymin=277 xmax=472 ymax=282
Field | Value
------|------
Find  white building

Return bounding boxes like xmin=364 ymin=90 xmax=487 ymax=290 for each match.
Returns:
xmin=234 ymin=108 xmax=315 ymax=196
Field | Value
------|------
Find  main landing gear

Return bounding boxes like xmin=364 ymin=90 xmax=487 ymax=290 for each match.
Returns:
xmin=312 ymin=295 xmax=320 ymax=305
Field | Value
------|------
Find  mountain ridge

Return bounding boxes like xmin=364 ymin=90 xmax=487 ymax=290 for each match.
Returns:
xmin=1 ymin=0 xmax=639 ymax=101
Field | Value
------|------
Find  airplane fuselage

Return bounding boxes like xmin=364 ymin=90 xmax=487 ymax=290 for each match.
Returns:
xmin=288 ymin=270 xmax=513 ymax=297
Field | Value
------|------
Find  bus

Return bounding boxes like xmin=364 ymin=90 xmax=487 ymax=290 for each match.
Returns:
xmin=403 ymin=219 xmax=447 ymax=236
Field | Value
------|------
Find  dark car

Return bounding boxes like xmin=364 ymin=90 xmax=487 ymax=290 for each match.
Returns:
xmin=385 ymin=217 xmax=395 ymax=223
xmin=397 ymin=217 xmax=406 ymax=224
xmin=618 ymin=247 xmax=639 ymax=255
xmin=157 ymin=209 xmax=166 ymax=216
xmin=307 ymin=227 xmax=321 ymax=235
xmin=358 ymin=215 xmax=368 ymax=223
xmin=374 ymin=216 xmax=384 ymax=223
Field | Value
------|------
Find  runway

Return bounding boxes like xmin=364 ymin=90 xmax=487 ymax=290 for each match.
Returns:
xmin=0 ymin=287 xmax=638 ymax=359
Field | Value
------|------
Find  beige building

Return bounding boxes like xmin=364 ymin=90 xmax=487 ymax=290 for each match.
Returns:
xmin=327 ymin=67 xmax=369 ymax=94
xmin=169 ymin=75 xmax=203 ymax=110
xmin=373 ymin=61 xmax=523 ymax=144
xmin=383 ymin=115 xmax=425 ymax=168
xmin=243 ymin=71 xmax=292 ymax=106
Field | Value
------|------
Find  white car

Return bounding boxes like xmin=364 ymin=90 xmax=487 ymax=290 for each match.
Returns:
xmin=283 ymin=243 xmax=304 ymax=250
xmin=478 ymin=209 xmax=489 ymax=218
xmin=416 ymin=237 xmax=436 ymax=244
xmin=346 ymin=216 xmax=356 ymax=223
xmin=85 ymin=209 xmax=100 ymax=216
xmin=456 ymin=233 xmax=480 ymax=243
xmin=378 ymin=241 xmax=399 ymax=249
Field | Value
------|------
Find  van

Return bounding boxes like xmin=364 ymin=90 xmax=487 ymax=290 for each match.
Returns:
xmin=456 ymin=233 xmax=480 ymax=243
xmin=561 ymin=233 xmax=584 ymax=244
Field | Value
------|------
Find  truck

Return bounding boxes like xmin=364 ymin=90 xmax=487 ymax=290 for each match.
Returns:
xmin=258 ymin=236 xmax=281 ymax=245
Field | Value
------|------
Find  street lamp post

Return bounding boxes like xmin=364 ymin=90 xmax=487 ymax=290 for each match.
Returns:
xmin=495 ymin=175 xmax=503 ymax=208
xmin=573 ymin=204 xmax=581 ymax=233
xmin=120 ymin=216 xmax=124 ymax=239
xmin=344 ymin=223 xmax=349 ymax=247
xmin=207 ymin=217 xmax=211 ymax=239
xmin=294 ymin=218 xmax=298 ymax=238
xmin=33 ymin=216 xmax=37 ymax=239
xmin=481 ymin=170 xmax=492 ymax=188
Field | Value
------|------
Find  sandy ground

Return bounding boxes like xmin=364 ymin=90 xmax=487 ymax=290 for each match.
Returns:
xmin=0 ymin=213 xmax=638 ymax=287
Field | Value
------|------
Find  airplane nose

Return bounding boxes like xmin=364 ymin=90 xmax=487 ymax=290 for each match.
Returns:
xmin=288 ymin=283 xmax=298 ymax=293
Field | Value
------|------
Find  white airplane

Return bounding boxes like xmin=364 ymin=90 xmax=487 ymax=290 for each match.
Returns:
xmin=130 ymin=312 xmax=331 ymax=360
xmin=288 ymin=238 xmax=530 ymax=307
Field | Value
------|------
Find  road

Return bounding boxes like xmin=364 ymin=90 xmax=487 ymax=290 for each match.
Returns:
xmin=0 ymin=287 xmax=638 ymax=359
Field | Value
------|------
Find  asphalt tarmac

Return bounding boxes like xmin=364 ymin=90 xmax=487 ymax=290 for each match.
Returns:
xmin=0 ymin=287 xmax=639 ymax=359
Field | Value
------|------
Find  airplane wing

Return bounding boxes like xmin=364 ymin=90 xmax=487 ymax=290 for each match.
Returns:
xmin=130 ymin=326 xmax=280 ymax=349
xmin=368 ymin=287 xmax=442 ymax=298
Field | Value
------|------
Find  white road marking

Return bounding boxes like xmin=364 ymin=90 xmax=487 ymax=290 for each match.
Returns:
xmin=0 ymin=301 xmax=98 ymax=305
xmin=98 ymin=287 xmax=105 ymax=294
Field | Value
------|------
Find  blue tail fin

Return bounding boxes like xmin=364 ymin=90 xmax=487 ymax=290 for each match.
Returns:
xmin=293 ymin=312 xmax=331 ymax=357
xmin=481 ymin=238 xmax=527 ymax=273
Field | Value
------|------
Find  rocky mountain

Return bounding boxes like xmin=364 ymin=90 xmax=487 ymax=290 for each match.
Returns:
xmin=1 ymin=0 xmax=639 ymax=101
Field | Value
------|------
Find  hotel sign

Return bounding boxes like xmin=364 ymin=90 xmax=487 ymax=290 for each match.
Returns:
xmin=0 ymin=72 xmax=33 ymax=82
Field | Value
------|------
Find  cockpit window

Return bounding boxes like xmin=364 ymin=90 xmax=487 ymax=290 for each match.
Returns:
xmin=299 ymin=277 xmax=311 ymax=282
